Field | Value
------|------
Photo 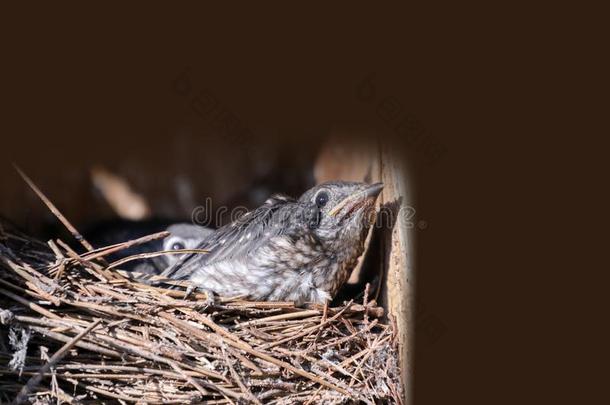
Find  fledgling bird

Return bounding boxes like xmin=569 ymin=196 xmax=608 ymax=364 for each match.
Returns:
xmin=161 ymin=223 xmax=214 ymax=268
xmin=162 ymin=181 xmax=383 ymax=304
xmin=85 ymin=220 xmax=212 ymax=274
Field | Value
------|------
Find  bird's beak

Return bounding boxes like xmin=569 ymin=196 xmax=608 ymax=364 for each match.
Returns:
xmin=329 ymin=182 xmax=384 ymax=217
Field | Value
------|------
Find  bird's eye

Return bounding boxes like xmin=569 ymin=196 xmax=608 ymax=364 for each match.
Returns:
xmin=171 ymin=241 xmax=185 ymax=251
xmin=315 ymin=191 xmax=329 ymax=208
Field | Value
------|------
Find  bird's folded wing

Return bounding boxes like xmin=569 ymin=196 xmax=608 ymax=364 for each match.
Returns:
xmin=161 ymin=194 xmax=297 ymax=280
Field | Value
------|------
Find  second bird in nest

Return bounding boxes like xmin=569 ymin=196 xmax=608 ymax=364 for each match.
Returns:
xmin=86 ymin=220 xmax=212 ymax=275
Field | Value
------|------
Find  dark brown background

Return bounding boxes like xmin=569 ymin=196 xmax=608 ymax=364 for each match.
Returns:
xmin=1 ymin=3 xmax=605 ymax=404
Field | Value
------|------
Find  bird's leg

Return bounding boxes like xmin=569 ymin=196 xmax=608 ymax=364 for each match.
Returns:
xmin=185 ymin=285 xmax=216 ymax=309
xmin=184 ymin=284 xmax=196 ymax=299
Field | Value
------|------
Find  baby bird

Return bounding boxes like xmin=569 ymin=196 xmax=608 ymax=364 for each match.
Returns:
xmin=160 ymin=223 xmax=214 ymax=269
xmin=162 ymin=181 xmax=383 ymax=304
xmin=86 ymin=220 xmax=212 ymax=274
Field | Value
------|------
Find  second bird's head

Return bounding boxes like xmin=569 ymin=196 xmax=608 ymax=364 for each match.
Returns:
xmin=162 ymin=223 xmax=212 ymax=265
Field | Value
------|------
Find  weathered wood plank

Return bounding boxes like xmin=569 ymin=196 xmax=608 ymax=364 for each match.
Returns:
xmin=381 ymin=143 xmax=413 ymax=404
xmin=315 ymin=132 xmax=411 ymax=403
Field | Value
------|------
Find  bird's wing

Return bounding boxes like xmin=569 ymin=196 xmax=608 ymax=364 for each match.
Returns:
xmin=161 ymin=194 xmax=298 ymax=280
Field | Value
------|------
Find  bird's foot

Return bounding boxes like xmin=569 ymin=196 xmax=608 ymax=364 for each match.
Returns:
xmin=200 ymin=288 xmax=216 ymax=308
xmin=184 ymin=284 xmax=196 ymax=299
xmin=186 ymin=286 xmax=216 ymax=310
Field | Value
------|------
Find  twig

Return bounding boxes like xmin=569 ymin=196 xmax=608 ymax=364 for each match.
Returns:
xmin=107 ymin=248 xmax=209 ymax=269
xmin=0 ymin=287 xmax=61 ymax=320
xmin=221 ymin=345 xmax=262 ymax=404
xmin=13 ymin=164 xmax=94 ymax=252
xmin=12 ymin=318 xmax=102 ymax=404
xmin=80 ymin=231 xmax=171 ymax=262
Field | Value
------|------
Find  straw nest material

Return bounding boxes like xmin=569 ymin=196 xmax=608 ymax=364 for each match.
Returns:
xmin=0 ymin=216 xmax=402 ymax=404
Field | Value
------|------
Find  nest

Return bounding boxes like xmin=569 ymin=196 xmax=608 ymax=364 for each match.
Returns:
xmin=0 ymin=216 xmax=402 ymax=404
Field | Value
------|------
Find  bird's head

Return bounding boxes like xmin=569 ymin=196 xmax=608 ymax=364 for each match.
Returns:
xmin=298 ymin=181 xmax=383 ymax=242
xmin=162 ymin=223 xmax=212 ymax=265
